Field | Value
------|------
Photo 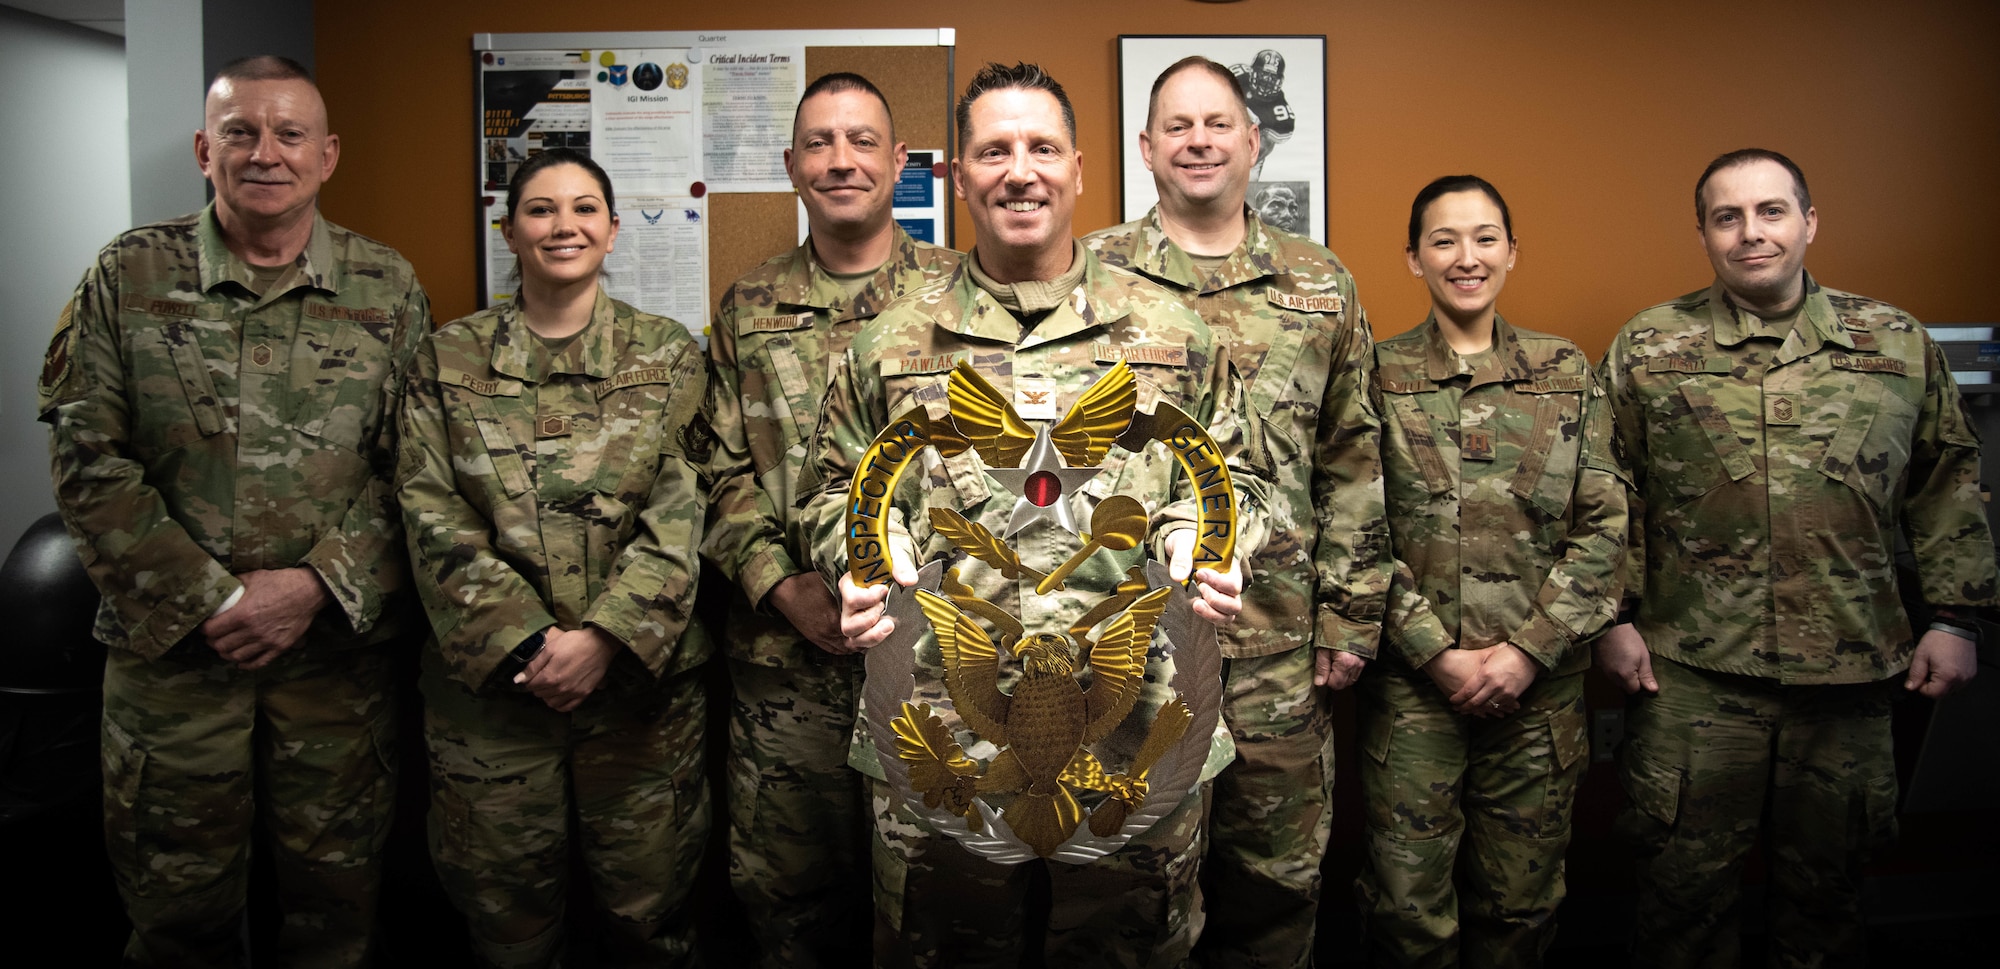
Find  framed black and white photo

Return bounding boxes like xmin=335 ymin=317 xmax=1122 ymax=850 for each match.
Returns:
xmin=1117 ymin=35 xmax=1327 ymax=244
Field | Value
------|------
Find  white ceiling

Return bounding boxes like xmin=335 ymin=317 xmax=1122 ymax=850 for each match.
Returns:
xmin=2 ymin=0 xmax=125 ymax=36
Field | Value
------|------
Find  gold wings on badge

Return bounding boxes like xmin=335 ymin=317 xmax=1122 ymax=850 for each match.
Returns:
xmin=1052 ymin=360 xmax=1137 ymax=466
xmin=946 ymin=361 xmax=1035 ymax=468
xmin=943 ymin=359 xmax=1137 ymax=469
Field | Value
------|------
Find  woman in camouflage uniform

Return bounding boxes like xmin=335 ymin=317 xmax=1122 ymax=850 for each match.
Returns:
xmin=1354 ymin=176 xmax=1631 ymax=968
xmin=396 ymin=150 xmax=712 ymax=968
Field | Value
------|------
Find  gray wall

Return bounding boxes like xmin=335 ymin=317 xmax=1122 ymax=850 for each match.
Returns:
xmin=0 ymin=6 xmax=130 ymax=552
xmin=126 ymin=0 xmax=205 ymax=224
xmin=126 ymin=0 xmax=316 ymax=226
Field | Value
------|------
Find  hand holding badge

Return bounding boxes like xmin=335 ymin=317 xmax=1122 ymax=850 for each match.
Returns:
xmin=847 ymin=361 xmax=1239 ymax=864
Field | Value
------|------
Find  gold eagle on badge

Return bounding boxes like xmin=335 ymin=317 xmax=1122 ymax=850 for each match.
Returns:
xmin=889 ymin=572 xmax=1192 ymax=858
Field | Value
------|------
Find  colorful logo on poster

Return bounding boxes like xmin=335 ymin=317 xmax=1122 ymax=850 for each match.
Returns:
xmin=606 ymin=64 xmax=628 ymax=87
xmin=666 ymin=63 xmax=689 ymax=90
xmin=633 ymin=63 xmax=663 ymax=91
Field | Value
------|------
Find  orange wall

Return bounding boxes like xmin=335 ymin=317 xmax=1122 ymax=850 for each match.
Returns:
xmin=317 ymin=0 xmax=2000 ymax=355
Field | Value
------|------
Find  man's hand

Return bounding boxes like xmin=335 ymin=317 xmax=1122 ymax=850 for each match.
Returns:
xmin=1164 ymin=529 xmax=1244 ymax=625
xmin=768 ymin=573 xmax=847 ymax=655
xmin=1595 ymin=623 xmax=1659 ymax=695
xmin=1423 ymin=648 xmax=1484 ymax=710
xmin=201 ymin=568 xmax=329 ymax=670
xmin=1906 ymin=628 xmax=1978 ymax=698
xmin=517 ymin=627 xmax=622 ymax=713
xmin=1450 ymin=643 xmax=1537 ymax=717
xmin=837 ymin=535 xmax=916 ymax=652
xmin=1314 ymin=648 xmax=1366 ymax=690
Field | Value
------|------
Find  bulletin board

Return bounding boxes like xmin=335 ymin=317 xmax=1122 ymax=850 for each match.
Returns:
xmin=473 ymin=28 xmax=956 ymax=336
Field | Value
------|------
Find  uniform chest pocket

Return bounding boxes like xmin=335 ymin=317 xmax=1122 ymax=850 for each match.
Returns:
xmin=1507 ymin=388 xmax=1586 ymax=520
xmin=441 ymin=377 xmax=532 ymax=499
xmin=132 ymin=315 xmax=230 ymax=455
xmin=1384 ymin=393 xmax=1455 ymax=498
xmin=889 ymin=378 xmax=991 ymax=510
xmin=1643 ymin=369 xmax=1758 ymax=504
xmin=595 ymin=359 xmax=700 ymax=498
xmin=762 ymin=329 xmax=828 ymax=445
xmin=290 ymin=321 xmax=385 ymax=449
xmin=1241 ymin=313 xmax=1321 ymax=419
xmin=1816 ymin=373 xmax=1919 ymax=510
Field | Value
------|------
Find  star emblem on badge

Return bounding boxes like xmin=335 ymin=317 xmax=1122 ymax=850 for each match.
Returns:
xmin=985 ymin=427 xmax=1102 ymax=537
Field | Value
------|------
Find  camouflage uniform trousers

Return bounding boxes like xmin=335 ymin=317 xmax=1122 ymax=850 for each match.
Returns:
xmin=1354 ymin=664 xmax=1589 ymax=969
xmin=1617 ymin=656 xmax=1898 ymax=969
xmin=421 ymin=649 xmax=709 ymax=969
xmin=726 ymin=654 xmax=871 ymax=967
xmin=1194 ymin=646 xmax=1336 ymax=969
xmin=869 ymin=776 xmax=1212 ymax=969
xmin=101 ymin=640 xmax=398 ymax=969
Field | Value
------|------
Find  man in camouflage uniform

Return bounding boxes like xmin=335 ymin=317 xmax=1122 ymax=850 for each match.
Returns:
xmin=703 ymin=72 xmax=958 ymax=966
xmin=1597 ymin=148 xmax=1998 ymax=968
xmin=35 ymin=56 xmax=428 ymax=968
xmin=1082 ymin=57 xmax=1387 ymax=969
xmin=801 ymin=63 xmax=1274 ymax=968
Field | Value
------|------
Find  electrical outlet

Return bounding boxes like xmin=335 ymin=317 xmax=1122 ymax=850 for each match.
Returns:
xmin=1592 ymin=709 xmax=1624 ymax=763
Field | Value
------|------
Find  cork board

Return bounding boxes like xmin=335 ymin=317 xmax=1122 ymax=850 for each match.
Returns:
xmin=705 ymin=45 xmax=954 ymax=319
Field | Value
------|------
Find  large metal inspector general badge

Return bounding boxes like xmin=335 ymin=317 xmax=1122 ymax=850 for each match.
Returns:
xmin=847 ymin=360 xmax=1239 ymax=865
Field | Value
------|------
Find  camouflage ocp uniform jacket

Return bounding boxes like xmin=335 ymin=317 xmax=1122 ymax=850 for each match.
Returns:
xmin=396 ymin=291 xmax=711 ymax=691
xmin=1086 ymin=206 xmax=1389 ymax=660
xmin=703 ymin=228 xmax=959 ymax=667
xmin=1599 ymin=275 xmax=2000 ymax=685
xmin=800 ymin=246 xmax=1276 ymax=781
xmin=1375 ymin=316 xmax=1630 ymax=676
xmin=38 ymin=206 xmax=430 ymax=658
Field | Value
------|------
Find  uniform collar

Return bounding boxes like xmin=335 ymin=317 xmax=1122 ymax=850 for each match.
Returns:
xmin=195 ymin=203 xmax=337 ymax=300
xmin=1420 ymin=312 xmax=1534 ymax=388
xmin=1128 ymin=205 xmax=1288 ymax=294
xmin=775 ymin=225 xmax=923 ymax=324
xmin=489 ymin=287 xmax=620 ymax=382
xmin=940 ymin=243 xmax=1132 ymax=346
xmin=1706 ymin=271 xmax=1851 ymax=360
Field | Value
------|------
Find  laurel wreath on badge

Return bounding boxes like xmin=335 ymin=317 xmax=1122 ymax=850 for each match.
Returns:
xmin=848 ymin=360 xmax=1238 ymax=864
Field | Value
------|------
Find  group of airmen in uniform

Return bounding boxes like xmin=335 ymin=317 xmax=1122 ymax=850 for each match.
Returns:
xmin=31 ymin=47 xmax=1995 ymax=969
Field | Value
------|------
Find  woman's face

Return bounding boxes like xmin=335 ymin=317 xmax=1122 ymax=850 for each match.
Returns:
xmin=1406 ymin=189 xmax=1515 ymax=325
xmin=503 ymin=163 xmax=618 ymax=287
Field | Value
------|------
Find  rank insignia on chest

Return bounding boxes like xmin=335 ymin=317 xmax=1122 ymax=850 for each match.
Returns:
xmin=1461 ymin=427 xmax=1495 ymax=461
xmin=844 ymin=360 xmax=1230 ymax=866
xmin=537 ymin=415 xmax=571 ymax=438
xmin=1014 ymin=377 xmax=1059 ymax=420
xmin=1765 ymin=393 xmax=1801 ymax=426
xmin=242 ymin=341 xmax=287 ymax=374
